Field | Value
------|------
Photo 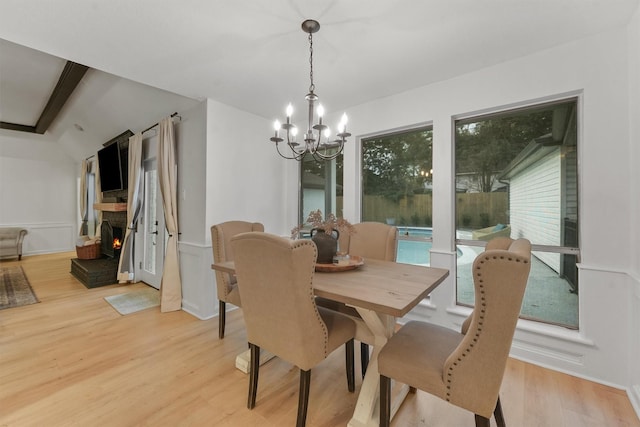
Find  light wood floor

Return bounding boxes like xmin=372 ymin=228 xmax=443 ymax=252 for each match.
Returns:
xmin=1 ymin=252 xmax=639 ymax=427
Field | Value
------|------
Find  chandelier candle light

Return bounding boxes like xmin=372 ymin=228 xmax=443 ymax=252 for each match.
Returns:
xmin=269 ymin=19 xmax=350 ymax=161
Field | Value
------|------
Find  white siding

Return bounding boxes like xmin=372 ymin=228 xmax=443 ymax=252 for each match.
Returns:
xmin=509 ymin=151 xmax=562 ymax=271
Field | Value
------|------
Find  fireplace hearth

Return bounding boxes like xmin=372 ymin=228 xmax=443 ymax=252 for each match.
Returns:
xmin=71 ymin=257 xmax=119 ymax=288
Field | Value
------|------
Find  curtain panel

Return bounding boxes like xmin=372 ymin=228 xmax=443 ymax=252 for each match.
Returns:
xmin=117 ymin=133 xmax=144 ymax=282
xmin=157 ymin=117 xmax=182 ymax=312
xmin=94 ymin=159 xmax=103 ymax=238
xmin=79 ymin=159 xmax=90 ymax=236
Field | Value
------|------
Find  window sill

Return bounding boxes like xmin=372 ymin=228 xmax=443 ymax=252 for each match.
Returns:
xmin=446 ymin=305 xmax=594 ymax=347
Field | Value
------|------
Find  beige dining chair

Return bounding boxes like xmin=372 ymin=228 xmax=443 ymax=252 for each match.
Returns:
xmin=317 ymin=221 xmax=398 ymax=377
xmin=378 ymin=237 xmax=531 ymax=427
xmin=211 ymin=220 xmax=264 ymax=339
xmin=231 ymin=232 xmax=356 ymax=427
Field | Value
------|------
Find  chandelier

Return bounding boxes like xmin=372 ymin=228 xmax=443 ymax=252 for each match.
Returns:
xmin=269 ymin=19 xmax=350 ymax=162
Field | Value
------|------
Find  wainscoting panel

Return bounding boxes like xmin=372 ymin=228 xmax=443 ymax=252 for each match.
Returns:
xmin=178 ymin=241 xmax=218 ymax=320
xmin=14 ymin=223 xmax=75 ymax=256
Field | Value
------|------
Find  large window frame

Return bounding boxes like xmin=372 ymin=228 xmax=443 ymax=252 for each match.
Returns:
xmin=454 ymin=97 xmax=581 ymax=329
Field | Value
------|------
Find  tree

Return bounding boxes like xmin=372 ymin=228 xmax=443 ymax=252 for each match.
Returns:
xmin=362 ymin=127 xmax=433 ymax=199
xmin=455 ymin=112 xmax=552 ymax=192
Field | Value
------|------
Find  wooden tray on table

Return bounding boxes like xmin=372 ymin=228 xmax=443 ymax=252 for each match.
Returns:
xmin=315 ymin=255 xmax=364 ymax=272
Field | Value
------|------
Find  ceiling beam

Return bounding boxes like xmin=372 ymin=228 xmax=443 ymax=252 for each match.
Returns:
xmin=0 ymin=61 xmax=89 ymax=135
xmin=34 ymin=61 xmax=89 ymax=134
xmin=0 ymin=122 xmax=36 ymax=133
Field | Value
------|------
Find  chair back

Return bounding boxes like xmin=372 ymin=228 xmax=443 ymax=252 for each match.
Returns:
xmin=445 ymin=238 xmax=531 ymax=417
xmin=211 ymin=221 xmax=264 ymax=300
xmin=340 ymin=222 xmax=397 ymax=261
xmin=231 ymin=232 xmax=331 ymax=371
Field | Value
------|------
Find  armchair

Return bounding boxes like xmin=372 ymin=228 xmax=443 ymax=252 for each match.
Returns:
xmin=378 ymin=237 xmax=531 ymax=427
xmin=317 ymin=221 xmax=398 ymax=377
xmin=211 ymin=221 xmax=264 ymax=338
xmin=0 ymin=227 xmax=28 ymax=260
xmin=231 ymin=232 xmax=356 ymax=427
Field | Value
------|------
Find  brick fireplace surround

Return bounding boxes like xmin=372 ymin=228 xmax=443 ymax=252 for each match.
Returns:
xmin=70 ymin=208 xmax=127 ymax=288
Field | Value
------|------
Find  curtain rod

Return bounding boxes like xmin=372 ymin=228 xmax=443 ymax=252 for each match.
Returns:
xmin=85 ymin=112 xmax=181 ymax=160
xmin=142 ymin=111 xmax=181 ymax=134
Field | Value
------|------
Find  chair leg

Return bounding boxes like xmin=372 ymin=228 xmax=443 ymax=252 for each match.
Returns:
xmin=380 ymin=375 xmax=391 ymax=427
xmin=494 ymin=396 xmax=506 ymax=427
xmin=474 ymin=414 xmax=491 ymax=427
xmin=297 ymin=369 xmax=311 ymax=427
xmin=248 ymin=344 xmax=260 ymax=409
xmin=361 ymin=342 xmax=369 ymax=378
xmin=218 ymin=300 xmax=226 ymax=339
xmin=345 ymin=339 xmax=355 ymax=392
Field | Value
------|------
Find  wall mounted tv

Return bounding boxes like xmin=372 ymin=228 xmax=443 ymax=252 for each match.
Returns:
xmin=97 ymin=142 xmax=128 ymax=192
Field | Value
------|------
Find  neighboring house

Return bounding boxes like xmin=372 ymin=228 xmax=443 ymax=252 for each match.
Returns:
xmin=499 ymin=111 xmax=578 ymax=281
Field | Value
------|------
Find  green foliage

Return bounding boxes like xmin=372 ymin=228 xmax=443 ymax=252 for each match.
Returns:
xmin=362 ymin=127 xmax=433 ymax=200
xmin=479 ymin=212 xmax=491 ymax=227
xmin=455 ymin=111 xmax=553 ymax=192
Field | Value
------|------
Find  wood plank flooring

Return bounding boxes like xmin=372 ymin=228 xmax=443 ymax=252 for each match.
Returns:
xmin=1 ymin=252 xmax=639 ymax=426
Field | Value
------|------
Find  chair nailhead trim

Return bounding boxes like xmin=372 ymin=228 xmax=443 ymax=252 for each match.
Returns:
xmin=446 ymin=254 xmax=492 ymax=402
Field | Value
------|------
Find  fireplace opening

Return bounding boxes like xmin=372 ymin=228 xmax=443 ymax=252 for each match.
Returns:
xmin=101 ymin=221 xmax=123 ymax=258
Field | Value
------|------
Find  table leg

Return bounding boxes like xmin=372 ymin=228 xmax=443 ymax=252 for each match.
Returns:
xmin=235 ymin=349 xmax=275 ymax=373
xmin=348 ymin=309 xmax=406 ymax=427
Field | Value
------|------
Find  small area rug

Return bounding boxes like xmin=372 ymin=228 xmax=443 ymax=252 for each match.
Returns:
xmin=104 ymin=287 xmax=160 ymax=315
xmin=0 ymin=266 xmax=39 ymax=310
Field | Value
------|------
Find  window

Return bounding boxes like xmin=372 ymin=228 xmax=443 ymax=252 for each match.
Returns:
xmin=361 ymin=126 xmax=433 ymax=265
xmin=454 ymin=99 xmax=579 ymax=328
xmin=300 ymin=152 xmax=343 ymax=224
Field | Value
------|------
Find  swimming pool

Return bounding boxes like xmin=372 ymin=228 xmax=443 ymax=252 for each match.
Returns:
xmin=396 ymin=227 xmax=433 ymax=266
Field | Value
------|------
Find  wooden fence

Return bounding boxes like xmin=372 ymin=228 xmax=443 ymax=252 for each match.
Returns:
xmin=338 ymin=193 xmax=508 ymax=229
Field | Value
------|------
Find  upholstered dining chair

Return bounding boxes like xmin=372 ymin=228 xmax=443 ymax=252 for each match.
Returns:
xmin=231 ymin=232 xmax=356 ymax=427
xmin=378 ymin=237 xmax=531 ymax=427
xmin=318 ymin=221 xmax=398 ymax=377
xmin=211 ymin=221 xmax=264 ymax=339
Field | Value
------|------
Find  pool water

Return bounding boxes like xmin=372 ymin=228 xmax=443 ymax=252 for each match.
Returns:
xmin=397 ymin=239 xmax=432 ymax=266
xmin=396 ymin=227 xmax=433 ymax=266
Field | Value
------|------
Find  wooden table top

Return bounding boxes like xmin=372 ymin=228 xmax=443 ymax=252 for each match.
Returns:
xmin=211 ymin=259 xmax=449 ymax=318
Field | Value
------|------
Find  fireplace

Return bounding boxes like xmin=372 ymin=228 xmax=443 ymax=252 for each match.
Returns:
xmin=101 ymin=221 xmax=123 ymax=258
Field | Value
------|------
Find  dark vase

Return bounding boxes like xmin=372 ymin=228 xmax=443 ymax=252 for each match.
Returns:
xmin=311 ymin=228 xmax=339 ymax=264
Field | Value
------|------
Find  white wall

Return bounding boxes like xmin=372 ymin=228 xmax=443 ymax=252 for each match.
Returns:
xmin=332 ymin=24 xmax=638 ymax=394
xmin=179 ymin=98 xmax=291 ymax=319
xmin=0 ymin=131 xmax=78 ymax=254
xmin=627 ymin=4 xmax=640 ymax=414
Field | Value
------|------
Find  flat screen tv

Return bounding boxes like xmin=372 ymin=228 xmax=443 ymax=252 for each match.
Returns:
xmin=97 ymin=142 xmax=127 ymax=192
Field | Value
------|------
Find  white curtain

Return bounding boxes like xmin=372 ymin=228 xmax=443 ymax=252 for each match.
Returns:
xmin=79 ymin=159 xmax=90 ymax=236
xmin=117 ymin=133 xmax=144 ymax=282
xmin=157 ymin=117 xmax=182 ymax=312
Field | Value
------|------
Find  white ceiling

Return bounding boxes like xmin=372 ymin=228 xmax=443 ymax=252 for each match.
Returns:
xmin=0 ymin=0 xmax=638 ymax=158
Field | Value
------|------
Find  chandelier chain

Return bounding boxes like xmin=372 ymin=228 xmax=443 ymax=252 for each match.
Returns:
xmin=308 ymin=33 xmax=315 ymax=93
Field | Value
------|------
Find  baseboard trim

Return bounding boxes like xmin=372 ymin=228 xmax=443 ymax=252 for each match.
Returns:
xmin=629 ymin=385 xmax=640 ymax=421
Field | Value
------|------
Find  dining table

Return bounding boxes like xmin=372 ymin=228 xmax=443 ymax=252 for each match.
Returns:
xmin=211 ymin=257 xmax=449 ymax=427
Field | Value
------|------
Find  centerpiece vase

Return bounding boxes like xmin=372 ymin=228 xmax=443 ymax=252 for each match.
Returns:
xmin=310 ymin=228 xmax=339 ymax=264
